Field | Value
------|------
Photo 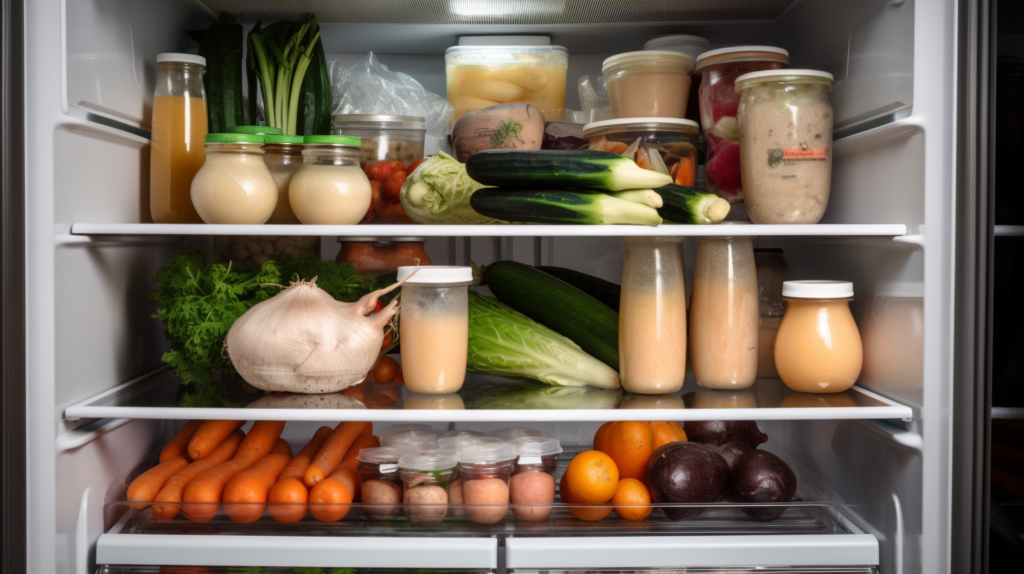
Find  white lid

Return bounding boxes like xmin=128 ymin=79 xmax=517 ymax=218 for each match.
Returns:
xmin=397 ymin=266 xmax=473 ymax=284
xmin=489 ymin=427 xmax=546 ymax=441
xmin=356 ymin=446 xmax=404 ymax=465
xmin=695 ymin=45 xmax=789 ymax=66
xmin=399 ymin=452 xmax=456 ymax=472
xmin=782 ymin=280 xmax=854 ymax=298
xmin=878 ymin=282 xmax=925 ymax=299
xmin=157 ymin=53 xmax=206 ymax=66
xmin=456 ymin=441 xmax=517 ymax=464
xmin=583 ymin=117 xmax=699 ymax=137
xmin=512 ymin=436 xmax=563 ymax=457
xmin=734 ymin=69 xmax=835 ymax=89
xmin=603 ymin=50 xmax=693 ymax=75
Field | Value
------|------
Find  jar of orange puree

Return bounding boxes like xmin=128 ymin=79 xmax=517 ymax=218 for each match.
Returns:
xmin=774 ymin=280 xmax=863 ymax=393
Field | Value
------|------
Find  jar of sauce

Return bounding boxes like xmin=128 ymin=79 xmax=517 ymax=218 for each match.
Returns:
xmin=619 ymin=236 xmax=687 ymax=394
xmin=399 ymin=452 xmax=456 ymax=525
xmin=603 ymin=51 xmax=694 ymax=119
xmin=754 ymin=248 xmax=790 ymax=378
xmin=689 ymin=236 xmax=759 ymax=389
xmin=356 ymin=446 xmax=404 ymax=518
xmin=509 ymin=437 xmax=561 ymax=521
xmin=289 ymin=135 xmax=371 ymax=225
xmin=774 ymin=280 xmax=863 ymax=393
xmin=397 ymin=266 xmax=473 ymax=394
xmin=455 ymin=442 xmax=517 ymax=524
xmin=263 ymin=134 xmax=304 ymax=224
xmin=190 ymin=133 xmax=278 ymax=224
xmin=336 ymin=237 xmax=431 ymax=277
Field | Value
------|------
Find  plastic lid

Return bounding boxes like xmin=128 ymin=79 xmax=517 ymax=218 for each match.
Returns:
xmin=782 ymin=280 xmax=854 ymax=299
xmin=459 ymin=36 xmax=552 ymax=46
xmin=263 ymin=134 xmax=304 ymax=144
xmin=583 ymin=117 xmax=699 ymax=137
xmin=303 ymin=135 xmax=361 ymax=146
xmin=356 ymin=446 xmax=404 ymax=465
xmin=603 ymin=50 xmax=693 ymax=76
xmin=438 ymin=435 xmax=501 ymax=452
xmin=157 ymin=52 xmax=206 ymax=66
xmin=446 ymin=45 xmax=567 ymax=54
xmin=204 ymin=133 xmax=264 ymax=144
xmin=438 ymin=429 xmax=485 ymax=440
xmin=734 ymin=69 xmax=835 ymax=92
xmin=333 ymin=114 xmax=426 ymax=130
xmin=380 ymin=430 xmax=438 ymax=450
xmin=228 ymin=125 xmax=283 ymax=135
xmin=397 ymin=266 xmax=473 ymax=285
xmin=512 ymin=436 xmax=563 ymax=458
xmin=399 ymin=452 xmax=456 ymax=472
xmin=644 ymin=35 xmax=710 ymax=52
xmin=695 ymin=45 xmax=789 ymax=71
xmin=489 ymin=427 xmax=546 ymax=441
xmin=456 ymin=441 xmax=517 ymax=464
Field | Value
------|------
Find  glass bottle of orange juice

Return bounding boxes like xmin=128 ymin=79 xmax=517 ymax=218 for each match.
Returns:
xmin=150 ymin=53 xmax=208 ymax=223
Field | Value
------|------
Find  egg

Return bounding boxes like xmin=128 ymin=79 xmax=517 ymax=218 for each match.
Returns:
xmin=510 ymin=471 xmax=556 ymax=521
xmin=463 ymin=478 xmax=510 ymax=524
xmin=404 ymin=484 xmax=448 ymax=525
xmin=361 ymin=479 xmax=402 ymax=518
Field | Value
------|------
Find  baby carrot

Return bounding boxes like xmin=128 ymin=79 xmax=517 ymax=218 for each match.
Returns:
xmin=160 ymin=420 xmax=203 ymax=463
xmin=151 ymin=430 xmax=244 ymax=520
xmin=223 ymin=445 xmax=293 ymax=523
xmin=234 ymin=421 xmax=287 ymax=464
xmin=268 ymin=426 xmax=331 ymax=524
xmin=188 ymin=420 xmax=244 ymax=460
xmin=126 ymin=455 xmax=190 ymax=509
xmin=303 ymin=421 xmax=366 ymax=488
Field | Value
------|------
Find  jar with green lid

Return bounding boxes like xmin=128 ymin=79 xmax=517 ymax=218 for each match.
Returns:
xmin=190 ymin=133 xmax=278 ymax=224
xmin=227 ymin=125 xmax=284 ymax=136
xmin=263 ymin=134 xmax=305 ymax=224
xmin=289 ymin=135 xmax=371 ymax=225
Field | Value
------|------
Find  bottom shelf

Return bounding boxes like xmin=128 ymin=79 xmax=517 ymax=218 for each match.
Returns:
xmin=99 ymin=568 xmax=875 ymax=574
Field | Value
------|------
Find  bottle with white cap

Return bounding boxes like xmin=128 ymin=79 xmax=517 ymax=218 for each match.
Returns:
xmin=774 ymin=280 xmax=864 ymax=393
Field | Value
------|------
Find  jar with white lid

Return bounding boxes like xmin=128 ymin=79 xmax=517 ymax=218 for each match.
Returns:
xmin=288 ymin=135 xmax=371 ymax=225
xmin=456 ymin=442 xmax=517 ymax=524
xmin=399 ymin=452 xmax=457 ymax=525
xmin=151 ymin=53 xmax=207 ymax=224
xmin=603 ymin=51 xmax=694 ymax=119
xmin=861 ymin=282 xmax=924 ymax=391
xmin=397 ymin=266 xmax=473 ymax=394
xmin=356 ymin=446 xmax=404 ymax=518
xmin=262 ymin=134 xmax=304 ymax=224
xmin=190 ymin=133 xmax=278 ymax=224
xmin=509 ymin=436 xmax=561 ymax=521
xmin=774 ymin=280 xmax=863 ymax=393
xmin=644 ymin=35 xmax=710 ymax=125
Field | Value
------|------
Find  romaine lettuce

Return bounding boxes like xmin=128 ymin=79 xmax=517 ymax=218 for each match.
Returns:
xmin=399 ymin=152 xmax=502 ymax=225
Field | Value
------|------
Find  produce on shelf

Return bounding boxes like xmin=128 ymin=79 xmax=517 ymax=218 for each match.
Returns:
xmin=655 ymin=184 xmax=731 ymax=224
xmin=611 ymin=189 xmax=663 ymax=208
xmin=451 ymin=103 xmax=545 ymax=162
xmin=592 ymin=421 xmax=687 ymax=483
xmin=458 ymin=377 xmax=622 ymax=410
xmin=127 ymin=454 xmax=191 ymax=510
xmin=151 ymin=429 xmax=245 ymax=519
xmin=465 ymin=150 xmax=672 ymax=192
xmin=467 ymin=291 xmax=620 ymax=389
xmin=612 ymin=478 xmax=654 ymax=521
xmin=362 ymin=161 xmax=414 ymax=223
xmin=160 ymin=420 xmax=203 ymax=463
xmin=197 ymin=14 xmax=245 ymax=132
xmin=470 ymin=189 xmax=663 ymax=226
xmin=683 ymin=420 xmax=769 ymax=451
xmin=560 ymin=450 xmax=617 ymax=521
xmin=399 ymin=152 xmax=501 ymax=224
xmin=268 ymin=425 xmax=332 ymax=523
xmin=189 ymin=420 xmax=246 ymax=460
xmin=223 ymin=441 xmax=294 ymax=523
xmin=536 ymin=266 xmax=622 ymax=312
xmin=309 ymin=433 xmax=379 ymax=522
xmin=304 ymin=421 xmax=368 ymax=487
xmin=647 ymin=442 xmax=731 ymax=519
xmin=730 ymin=450 xmax=798 ymax=521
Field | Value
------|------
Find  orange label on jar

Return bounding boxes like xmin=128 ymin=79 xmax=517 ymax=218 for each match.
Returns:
xmin=767 ymin=147 xmax=828 ymax=167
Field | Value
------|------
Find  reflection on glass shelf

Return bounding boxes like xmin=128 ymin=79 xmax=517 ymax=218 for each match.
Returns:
xmin=101 ymin=569 xmax=491 ymax=574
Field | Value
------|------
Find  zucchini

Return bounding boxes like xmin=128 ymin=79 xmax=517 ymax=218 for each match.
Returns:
xmin=536 ymin=266 xmax=621 ymax=312
xmin=466 ymin=150 xmax=673 ymax=192
xmin=483 ymin=260 xmax=620 ymax=370
xmin=470 ymin=189 xmax=663 ymax=226
xmin=612 ymin=189 xmax=662 ymax=208
xmin=199 ymin=13 xmax=245 ymax=132
xmin=656 ymin=184 xmax=731 ymax=224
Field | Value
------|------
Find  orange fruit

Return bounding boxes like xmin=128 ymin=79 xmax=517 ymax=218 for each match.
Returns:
xmin=651 ymin=421 xmax=687 ymax=450
xmin=612 ymin=478 xmax=653 ymax=521
xmin=593 ymin=421 xmax=615 ymax=453
xmin=565 ymin=450 xmax=619 ymax=503
xmin=602 ymin=421 xmax=655 ymax=482
xmin=561 ymin=471 xmax=612 ymax=522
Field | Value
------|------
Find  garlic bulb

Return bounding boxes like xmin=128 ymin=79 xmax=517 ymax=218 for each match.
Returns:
xmin=226 ymin=278 xmax=403 ymax=394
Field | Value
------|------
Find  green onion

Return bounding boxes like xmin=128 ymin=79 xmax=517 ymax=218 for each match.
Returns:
xmin=246 ymin=15 xmax=322 ymax=135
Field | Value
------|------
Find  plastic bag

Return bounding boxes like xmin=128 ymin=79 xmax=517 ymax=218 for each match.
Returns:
xmin=578 ymin=75 xmax=612 ymax=121
xmin=330 ymin=53 xmax=454 ymax=155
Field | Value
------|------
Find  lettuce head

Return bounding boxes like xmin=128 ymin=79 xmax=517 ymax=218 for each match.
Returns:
xmin=400 ymin=152 xmax=502 ymax=225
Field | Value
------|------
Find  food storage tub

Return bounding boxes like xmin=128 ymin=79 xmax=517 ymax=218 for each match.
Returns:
xmin=190 ymin=133 xmax=278 ymax=224
xmin=335 ymin=237 xmax=431 ymax=277
xmin=603 ymin=51 xmax=694 ymax=119
xmin=214 ymin=235 xmax=320 ymax=267
xmin=333 ymin=114 xmax=426 ymax=168
xmin=379 ymin=429 xmax=438 ymax=451
xmin=455 ymin=442 xmax=517 ymax=524
xmin=644 ymin=35 xmax=710 ymax=125
xmin=509 ymin=436 xmax=561 ymax=521
xmin=289 ymin=135 xmax=372 ymax=225
xmin=445 ymin=45 xmax=569 ymax=125
xmin=356 ymin=446 xmax=404 ymax=519
xmin=583 ymin=118 xmax=699 ymax=186
xmin=861 ymin=282 xmax=924 ymax=391
xmin=399 ymin=452 xmax=457 ymax=525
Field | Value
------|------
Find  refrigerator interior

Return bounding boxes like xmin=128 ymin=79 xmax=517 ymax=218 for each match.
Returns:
xmin=24 ymin=0 xmax=958 ymax=573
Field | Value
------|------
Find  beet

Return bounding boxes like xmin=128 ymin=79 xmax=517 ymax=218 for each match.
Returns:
xmin=730 ymin=450 xmax=797 ymax=521
xmin=683 ymin=420 xmax=768 ymax=451
xmin=646 ymin=442 xmax=730 ymax=520
xmin=726 ymin=421 xmax=769 ymax=451
xmin=716 ymin=442 xmax=746 ymax=469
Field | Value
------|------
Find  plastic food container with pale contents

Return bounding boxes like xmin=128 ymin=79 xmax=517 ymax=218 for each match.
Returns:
xmin=445 ymin=45 xmax=569 ymax=125
xmin=774 ymin=280 xmax=863 ymax=394
xmin=584 ymin=118 xmax=699 ymax=187
xmin=335 ymin=237 xmax=431 ymax=278
xmin=288 ymin=135 xmax=371 ymax=225
xmin=356 ymin=446 xmax=404 ymax=518
xmin=333 ymin=114 xmax=426 ymax=168
xmin=603 ymin=51 xmax=694 ymax=119
xmin=190 ymin=133 xmax=278 ymax=224
xmin=861 ymin=282 xmax=924 ymax=391
xmin=509 ymin=436 xmax=561 ymax=521
xmin=399 ymin=452 xmax=457 ymax=525
xmin=644 ymin=35 xmax=710 ymax=125
xmin=456 ymin=442 xmax=517 ymax=524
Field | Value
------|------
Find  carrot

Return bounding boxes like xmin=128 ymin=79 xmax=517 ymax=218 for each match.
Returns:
xmin=363 ymin=421 xmax=373 ymax=435
xmin=308 ymin=462 xmax=361 ymax=522
xmin=344 ymin=433 xmax=381 ymax=463
xmin=270 ymin=438 xmax=292 ymax=457
xmin=151 ymin=430 xmax=244 ymax=520
xmin=674 ymin=157 xmax=695 ymax=186
xmin=127 ymin=455 xmax=190 ymax=509
xmin=223 ymin=448 xmax=294 ymax=524
xmin=303 ymin=421 xmax=367 ymax=487
xmin=606 ymin=142 xmax=629 ymax=154
xmin=233 ymin=421 xmax=287 ymax=464
xmin=268 ymin=426 xmax=332 ymax=523
xmin=187 ymin=420 xmax=244 ymax=460
xmin=635 ymin=147 xmax=653 ymax=170
xmin=160 ymin=420 xmax=203 ymax=463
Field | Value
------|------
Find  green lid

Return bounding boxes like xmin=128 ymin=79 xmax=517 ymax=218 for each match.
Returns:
xmin=227 ymin=125 xmax=283 ymax=135
xmin=264 ymin=134 xmax=305 ymax=144
xmin=303 ymin=135 xmax=361 ymax=146
xmin=205 ymin=133 xmax=265 ymax=144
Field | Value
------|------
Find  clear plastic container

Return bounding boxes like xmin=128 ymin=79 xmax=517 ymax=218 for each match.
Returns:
xmin=774 ymin=281 xmax=863 ymax=393
xmin=397 ymin=266 xmax=473 ymax=394
xmin=489 ymin=427 xmax=545 ymax=442
xmin=190 ymin=133 xmax=278 ymax=224
xmin=379 ymin=429 xmax=438 ymax=452
xmin=603 ymin=51 xmax=694 ymax=119
xmin=333 ymin=114 xmax=426 ymax=168
xmin=214 ymin=235 xmax=320 ymax=267
xmin=356 ymin=446 xmax=404 ymax=519
xmin=289 ymin=135 xmax=371 ymax=225
xmin=150 ymin=53 xmax=207 ymax=224
xmin=644 ymin=35 xmax=710 ymax=125
xmin=695 ymin=46 xmax=789 ymax=204
xmin=583 ymin=118 xmax=699 ymax=186
xmin=335 ymin=237 xmax=431 ymax=277
xmin=399 ymin=452 xmax=457 ymax=525
xmin=438 ymin=429 xmax=485 ymax=441
xmin=445 ymin=45 xmax=569 ymax=125
xmin=509 ymin=436 xmax=562 ymax=521
xmin=735 ymin=70 xmax=835 ymax=224
xmin=861 ymin=282 xmax=924 ymax=391
xmin=754 ymin=248 xmax=790 ymax=378
xmin=619 ymin=237 xmax=688 ymax=394
xmin=456 ymin=442 xmax=517 ymax=524
xmin=689 ymin=236 xmax=759 ymax=389
xmin=263 ymin=134 xmax=304 ymax=224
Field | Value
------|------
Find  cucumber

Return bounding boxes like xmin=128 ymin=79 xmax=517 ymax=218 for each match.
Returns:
xmin=483 ymin=260 xmax=620 ymax=370
xmin=466 ymin=150 xmax=673 ymax=192
xmin=470 ymin=188 xmax=663 ymax=226
xmin=656 ymin=184 xmax=731 ymax=224
xmin=199 ymin=13 xmax=245 ymax=132
xmin=537 ymin=266 xmax=621 ymax=312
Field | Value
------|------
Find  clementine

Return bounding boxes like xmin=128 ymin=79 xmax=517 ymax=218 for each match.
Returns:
xmin=561 ymin=471 xmax=612 ymax=521
xmin=651 ymin=421 xmax=687 ymax=450
xmin=612 ymin=478 xmax=653 ymax=521
xmin=565 ymin=450 xmax=619 ymax=503
xmin=593 ymin=421 xmax=615 ymax=453
xmin=603 ymin=421 xmax=655 ymax=481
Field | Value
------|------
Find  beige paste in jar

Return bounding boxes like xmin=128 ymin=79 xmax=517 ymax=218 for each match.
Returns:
xmin=774 ymin=298 xmax=863 ymax=393
xmin=190 ymin=143 xmax=278 ymax=224
xmin=288 ymin=164 xmax=371 ymax=225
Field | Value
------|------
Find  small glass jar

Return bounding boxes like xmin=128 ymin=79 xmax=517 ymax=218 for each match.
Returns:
xmin=334 ymin=114 xmax=426 ymax=168
xmin=509 ymin=437 xmax=561 ymax=521
xmin=689 ymin=236 xmax=759 ymax=389
xmin=489 ymin=427 xmax=545 ymax=442
xmin=227 ymin=125 xmax=283 ymax=136
xmin=289 ymin=135 xmax=371 ymax=225
xmin=336 ymin=237 xmax=431 ymax=277
xmin=397 ymin=266 xmax=473 ymax=394
xmin=583 ymin=119 xmax=699 ymax=186
xmin=774 ymin=281 xmax=864 ymax=393
xmin=263 ymin=134 xmax=304 ymax=224
xmin=861 ymin=282 xmax=924 ymax=391
xmin=695 ymin=46 xmax=789 ymax=204
xmin=399 ymin=452 xmax=457 ymax=525
xmin=754 ymin=248 xmax=790 ymax=378
xmin=190 ymin=133 xmax=278 ymax=224
xmin=735 ymin=70 xmax=835 ymax=224
xmin=456 ymin=442 xmax=517 ymax=524
xmin=603 ymin=51 xmax=694 ymax=119
xmin=356 ymin=446 xmax=404 ymax=519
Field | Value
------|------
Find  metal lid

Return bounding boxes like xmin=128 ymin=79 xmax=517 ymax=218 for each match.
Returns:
xmin=333 ymin=114 xmax=426 ymax=131
xmin=734 ymin=69 xmax=835 ymax=92
xmin=695 ymin=45 xmax=789 ymax=72
xmin=204 ymin=133 xmax=263 ymax=144
xmin=397 ymin=266 xmax=473 ymax=285
xmin=603 ymin=50 xmax=693 ymax=76
xmin=399 ymin=452 xmax=456 ymax=472
xmin=303 ymin=135 xmax=361 ymax=146
xmin=228 ymin=125 xmax=283 ymax=136
xmin=489 ymin=427 xmax=546 ymax=441
xmin=782 ymin=280 xmax=854 ymax=299
xmin=583 ymin=117 xmax=699 ymax=137
xmin=512 ymin=436 xmax=563 ymax=458
xmin=263 ymin=134 xmax=304 ymax=144
xmin=157 ymin=52 xmax=206 ymax=66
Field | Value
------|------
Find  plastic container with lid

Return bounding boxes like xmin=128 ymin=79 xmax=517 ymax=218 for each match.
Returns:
xmin=695 ymin=46 xmax=789 ymax=204
xmin=335 ymin=237 xmax=431 ymax=278
xmin=438 ymin=429 xmax=485 ymax=441
xmin=262 ymin=134 xmax=305 ymax=224
xmin=398 ymin=266 xmax=473 ymax=395
xmin=861 ymin=282 xmax=923 ymax=391
xmin=455 ymin=442 xmax=517 ymax=524
xmin=190 ymin=133 xmax=278 ymax=224
xmin=150 ymin=53 xmax=207 ymax=224
xmin=603 ymin=51 xmax=694 ymax=119
xmin=509 ymin=436 xmax=561 ymax=521
xmin=585 ymin=118 xmax=699 ymax=187
xmin=379 ymin=429 xmax=438 ymax=451
xmin=644 ymin=35 xmax=710 ymax=124
xmin=227 ymin=125 xmax=283 ymax=136
xmin=489 ymin=427 xmax=545 ymax=442
xmin=445 ymin=45 xmax=569 ymax=125
xmin=333 ymin=114 xmax=426 ymax=168
xmin=356 ymin=446 xmax=404 ymax=518
xmin=754 ymin=248 xmax=790 ymax=378
xmin=288 ymin=135 xmax=371 ymax=225
xmin=399 ymin=452 xmax=457 ymax=525
xmin=735 ymin=70 xmax=835 ymax=224
xmin=774 ymin=281 xmax=863 ymax=393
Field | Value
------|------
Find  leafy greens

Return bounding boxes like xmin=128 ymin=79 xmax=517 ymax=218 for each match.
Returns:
xmin=399 ymin=152 xmax=501 ymax=225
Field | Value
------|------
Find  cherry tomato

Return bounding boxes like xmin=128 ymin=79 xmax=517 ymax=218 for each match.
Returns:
xmin=386 ymin=161 xmax=407 ymax=173
xmin=364 ymin=162 xmax=393 ymax=182
xmin=372 ymin=356 xmax=400 ymax=384
xmin=381 ymin=170 xmax=407 ymax=201
xmin=406 ymin=158 xmax=427 ymax=174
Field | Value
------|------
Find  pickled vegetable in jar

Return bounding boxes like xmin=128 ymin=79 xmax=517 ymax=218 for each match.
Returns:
xmin=583 ymin=118 xmax=698 ymax=186
xmin=509 ymin=436 xmax=561 ymax=521
xmin=335 ymin=237 xmax=431 ymax=277
xmin=399 ymin=452 xmax=456 ymax=525
xmin=356 ymin=446 xmax=404 ymax=519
